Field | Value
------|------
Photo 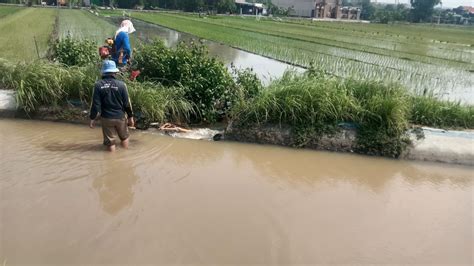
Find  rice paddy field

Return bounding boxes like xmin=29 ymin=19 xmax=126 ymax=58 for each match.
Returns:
xmin=58 ymin=9 xmax=115 ymax=43
xmin=0 ymin=5 xmax=20 ymax=19
xmin=125 ymin=12 xmax=474 ymax=101
xmin=0 ymin=7 xmax=56 ymax=61
xmin=0 ymin=7 xmax=117 ymax=62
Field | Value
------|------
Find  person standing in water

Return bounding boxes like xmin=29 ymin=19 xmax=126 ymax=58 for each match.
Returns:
xmin=113 ymin=19 xmax=136 ymax=67
xmin=90 ymin=60 xmax=134 ymax=152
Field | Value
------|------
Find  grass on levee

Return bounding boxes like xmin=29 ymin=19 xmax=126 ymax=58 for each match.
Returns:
xmin=0 ymin=8 xmax=56 ymax=61
xmin=0 ymin=59 xmax=194 ymax=123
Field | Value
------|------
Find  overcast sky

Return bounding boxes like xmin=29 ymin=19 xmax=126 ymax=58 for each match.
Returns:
xmin=375 ymin=0 xmax=473 ymax=8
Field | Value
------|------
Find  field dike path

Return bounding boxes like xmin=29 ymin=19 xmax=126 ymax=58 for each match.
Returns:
xmin=0 ymin=89 xmax=472 ymax=166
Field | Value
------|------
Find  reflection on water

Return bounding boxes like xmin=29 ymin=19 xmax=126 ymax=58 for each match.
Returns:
xmin=0 ymin=119 xmax=473 ymax=265
xmin=92 ymin=158 xmax=139 ymax=215
xmin=108 ymin=17 xmax=304 ymax=85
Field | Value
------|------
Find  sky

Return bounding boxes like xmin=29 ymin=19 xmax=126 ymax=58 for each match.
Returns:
xmin=375 ymin=0 xmax=473 ymax=8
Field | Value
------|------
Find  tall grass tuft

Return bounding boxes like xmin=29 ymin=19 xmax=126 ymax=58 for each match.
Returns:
xmin=0 ymin=60 xmax=98 ymax=113
xmin=409 ymin=96 xmax=474 ymax=129
xmin=126 ymin=81 xmax=195 ymax=123
xmin=231 ymin=71 xmax=411 ymax=157
xmin=0 ymin=59 xmax=194 ymax=124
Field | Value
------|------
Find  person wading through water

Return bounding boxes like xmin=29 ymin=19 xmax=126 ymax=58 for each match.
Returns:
xmin=89 ymin=60 xmax=134 ymax=152
xmin=113 ymin=19 xmax=135 ymax=67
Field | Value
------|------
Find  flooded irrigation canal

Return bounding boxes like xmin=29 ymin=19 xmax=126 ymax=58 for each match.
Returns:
xmin=0 ymin=119 xmax=473 ymax=264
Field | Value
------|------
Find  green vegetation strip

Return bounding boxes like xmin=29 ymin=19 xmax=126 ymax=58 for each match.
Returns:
xmin=0 ymin=8 xmax=56 ymax=61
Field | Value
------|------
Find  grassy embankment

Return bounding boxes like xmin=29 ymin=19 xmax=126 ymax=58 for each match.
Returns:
xmin=0 ymin=8 xmax=56 ymax=61
xmin=124 ymin=11 xmax=473 ymax=95
xmin=0 ymin=7 xmax=472 ymax=157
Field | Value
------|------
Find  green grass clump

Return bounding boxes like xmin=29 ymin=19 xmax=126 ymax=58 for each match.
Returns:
xmin=0 ymin=60 xmax=98 ymax=113
xmin=126 ymin=81 xmax=195 ymax=124
xmin=231 ymin=71 xmax=411 ymax=157
xmin=409 ymin=96 xmax=474 ymax=128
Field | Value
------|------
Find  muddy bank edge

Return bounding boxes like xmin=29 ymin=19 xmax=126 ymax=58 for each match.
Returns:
xmin=1 ymin=90 xmax=472 ymax=166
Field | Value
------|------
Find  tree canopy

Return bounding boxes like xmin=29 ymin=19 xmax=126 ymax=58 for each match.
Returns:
xmin=410 ymin=0 xmax=441 ymax=22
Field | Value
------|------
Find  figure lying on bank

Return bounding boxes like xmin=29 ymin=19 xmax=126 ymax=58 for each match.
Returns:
xmin=89 ymin=60 xmax=135 ymax=152
xmin=159 ymin=123 xmax=192 ymax=133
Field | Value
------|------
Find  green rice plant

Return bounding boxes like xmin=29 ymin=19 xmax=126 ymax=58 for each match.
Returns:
xmin=409 ymin=96 xmax=474 ymax=128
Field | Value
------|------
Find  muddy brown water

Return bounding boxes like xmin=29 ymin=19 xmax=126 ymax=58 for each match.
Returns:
xmin=0 ymin=119 xmax=473 ymax=265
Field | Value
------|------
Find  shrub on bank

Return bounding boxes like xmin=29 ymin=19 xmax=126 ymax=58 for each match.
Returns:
xmin=52 ymin=35 xmax=98 ymax=67
xmin=134 ymin=40 xmax=237 ymax=122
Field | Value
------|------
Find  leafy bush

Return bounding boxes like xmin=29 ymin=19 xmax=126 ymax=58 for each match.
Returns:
xmin=233 ymin=66 xmax=262 ymax=100
xmin=52 ymin=35 xmax=98 ymax=67
xmin=134 ymin=40 xmax=237 ymax=122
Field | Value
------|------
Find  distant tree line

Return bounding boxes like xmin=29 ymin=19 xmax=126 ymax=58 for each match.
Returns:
xmin=343 ymin=0 xmax=472 ymax=24
xmin=110 ymin=0 xmax=238 ymax=13
xmin=1 ymin=0 xmax=472 ymax=24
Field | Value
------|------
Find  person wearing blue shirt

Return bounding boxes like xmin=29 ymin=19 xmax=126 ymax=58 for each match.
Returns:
xmin=113 ymin=20 xmax=136 ymax=66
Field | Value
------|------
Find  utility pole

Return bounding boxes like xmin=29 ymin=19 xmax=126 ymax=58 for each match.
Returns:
xmin=438 ymin=2 xmax=442 ymax=24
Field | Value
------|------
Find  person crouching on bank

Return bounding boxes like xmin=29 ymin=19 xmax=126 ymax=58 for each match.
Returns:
xmin=89 ymin=60 xmax=134 ymax=152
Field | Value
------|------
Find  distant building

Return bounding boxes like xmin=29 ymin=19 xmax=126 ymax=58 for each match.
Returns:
xmin=462 ymin=6 xmax=474 ymax=14
xmin=271 ymin=0 xmax=317 ymax=17
xmin=235 ymin=0 xmax=266 ymax=15
xmin=272 ymin=0 xmax=361 ymax=19
xmin=46 ymin=0 xmax=90 ymax=6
